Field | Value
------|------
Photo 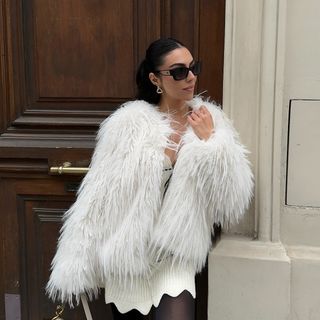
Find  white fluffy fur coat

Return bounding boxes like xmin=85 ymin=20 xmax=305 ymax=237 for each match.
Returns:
xmin=46 ymin=97 xmax=254 ymax=305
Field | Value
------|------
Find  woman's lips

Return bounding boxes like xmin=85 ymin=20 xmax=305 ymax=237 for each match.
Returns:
xmin=183 ymin=86 xmax=195 ymax=92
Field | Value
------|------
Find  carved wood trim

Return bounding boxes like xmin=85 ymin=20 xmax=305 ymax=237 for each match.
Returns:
xmin=0 ymin=135 xmax=95 ymax=149
xmin=34 ymin=208 xmax=65 ymax=222
xmin=0 ymin=158 xmax=48 ymax=174
xmin=1 ymin=0 xmax=225 ymax=149
xmin=1 ymin=0 xmax=138 ymax=138
xmin=12 ymin=116 xmax=102 ymax=127
xmin=16 ymin=195 xmax=69 ymax=320
xmin=0 ymin=0 xmax=14 ymax=133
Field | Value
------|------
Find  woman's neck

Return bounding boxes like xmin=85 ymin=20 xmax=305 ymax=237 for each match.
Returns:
xmin=158 ymin=97 xmax=190 ymax=118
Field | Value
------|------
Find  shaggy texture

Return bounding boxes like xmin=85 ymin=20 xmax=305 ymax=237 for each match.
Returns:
xmin=46 ymin=97 xmax=254 ymax=306
xmin=150 ymin=97 xmax=254 ymax=272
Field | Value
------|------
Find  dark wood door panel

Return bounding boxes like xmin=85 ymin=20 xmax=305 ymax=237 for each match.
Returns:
xmin=0 ymin=1 xmax=225 ymax=319
xmin=22 ymin=197 xmax=113 ymax=320
xmin=28 ymin=0 xmax=135 ymax=99
xmin=1 ymin=178 xmax=70 ymax=319
xmin=0 ymin=0 xmax=224 ymax=140
xmin=1 ymin=177 xmax=113 ymax=320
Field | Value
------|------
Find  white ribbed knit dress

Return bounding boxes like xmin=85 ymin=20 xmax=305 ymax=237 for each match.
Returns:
xmin=104 ymin=155 xmax=196 ymax=315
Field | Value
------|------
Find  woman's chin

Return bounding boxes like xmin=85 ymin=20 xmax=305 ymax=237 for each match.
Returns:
xmin=184 ymin=91 xmax=195 ymax=100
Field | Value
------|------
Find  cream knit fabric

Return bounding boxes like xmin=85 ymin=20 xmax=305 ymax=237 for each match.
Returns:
xmin=104 ymin=155 xmax=196 ymax=315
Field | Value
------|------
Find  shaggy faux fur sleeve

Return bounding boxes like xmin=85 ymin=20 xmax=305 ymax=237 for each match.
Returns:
xmin=188 ymin=100 xmax=254 ymax=226
xmin=46 ymin=101 xmax=165 ymax=305
xmin=150 ymin=100 xmax=254 ymax=272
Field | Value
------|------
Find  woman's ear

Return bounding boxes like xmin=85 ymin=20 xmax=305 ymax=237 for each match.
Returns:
xmin=149 ymin=72 xmax=159 ymax=86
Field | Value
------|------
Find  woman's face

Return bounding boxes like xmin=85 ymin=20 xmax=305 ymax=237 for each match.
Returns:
xmin=150 ymin=47 xmax=197 ymax=104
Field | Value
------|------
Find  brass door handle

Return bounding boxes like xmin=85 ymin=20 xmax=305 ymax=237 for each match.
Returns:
xmin=49 ymin=162 xmax=89 ymax=175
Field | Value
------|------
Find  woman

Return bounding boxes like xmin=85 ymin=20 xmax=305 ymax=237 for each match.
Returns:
xmin=46 ymin=38 xmax=253 ymax=320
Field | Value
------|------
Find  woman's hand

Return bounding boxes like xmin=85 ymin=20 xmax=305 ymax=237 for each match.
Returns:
xmin=187 ymin=105 xmax=215 ymax=141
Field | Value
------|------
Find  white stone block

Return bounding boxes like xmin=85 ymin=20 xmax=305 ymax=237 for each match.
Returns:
xmin=287 ymin=246 xmax=320 ymax=320
xmin=208 ymin=237 xmax=290 ymax=320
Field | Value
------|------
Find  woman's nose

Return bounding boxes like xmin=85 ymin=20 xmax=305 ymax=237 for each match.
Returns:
xmin=186 ymin=70 xmax=196 ymax=81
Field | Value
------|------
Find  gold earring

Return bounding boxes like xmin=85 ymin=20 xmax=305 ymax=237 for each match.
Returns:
xmin=156 ymin=86 xmax=163 ymax=94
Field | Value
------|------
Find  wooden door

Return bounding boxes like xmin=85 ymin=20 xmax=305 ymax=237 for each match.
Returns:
xmin=0 ymin=1 xmax=225 ymax=319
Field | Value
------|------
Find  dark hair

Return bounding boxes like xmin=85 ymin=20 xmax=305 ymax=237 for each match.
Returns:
xmin=136 ymin=38 xmax=185 ymax=105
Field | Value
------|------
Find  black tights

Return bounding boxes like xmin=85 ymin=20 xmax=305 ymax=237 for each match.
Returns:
xmin=111 ymin=290 xmax=195 ymax=320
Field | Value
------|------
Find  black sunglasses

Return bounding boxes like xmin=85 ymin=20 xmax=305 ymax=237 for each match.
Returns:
xmin=156 ymin=61 xmax=201 ymax=81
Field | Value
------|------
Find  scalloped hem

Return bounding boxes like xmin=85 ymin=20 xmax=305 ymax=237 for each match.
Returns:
xmin=105 ymin=287 xmax=195 ymax=315
xmin=105 ymin=297 xmax=153 ymax=315
xmin=104 ymin=260 xmax=196 ymax=315
xmin=152 ymin=284 xmax=196 ymax=309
